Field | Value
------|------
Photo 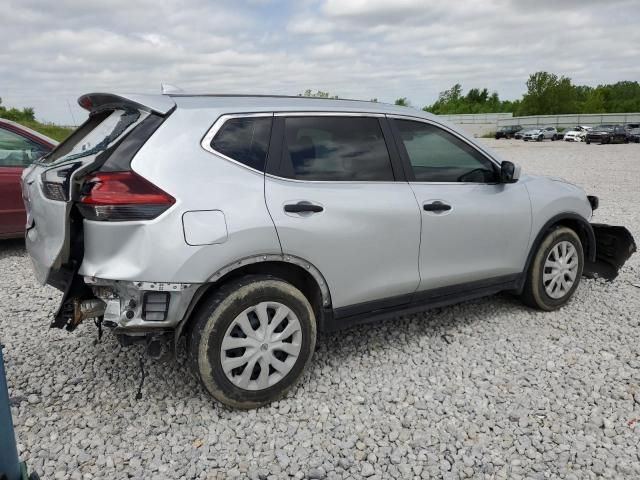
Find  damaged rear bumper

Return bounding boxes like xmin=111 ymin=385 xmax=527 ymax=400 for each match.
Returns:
xmin=584 ymin=224 xmax=637 ymax=280
xmin=53 ymin=275 xmax=200 ymax=335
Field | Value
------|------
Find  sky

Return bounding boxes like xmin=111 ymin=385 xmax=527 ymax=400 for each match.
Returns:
xmin=1 ymin=0 xmax=639 ymax=125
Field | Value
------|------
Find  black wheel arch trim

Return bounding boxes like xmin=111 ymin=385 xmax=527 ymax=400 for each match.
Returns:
xmin=173 ymin=253 xmax=332 ymax=347
xmin=521 ymin=213 xmax=596 ymax=290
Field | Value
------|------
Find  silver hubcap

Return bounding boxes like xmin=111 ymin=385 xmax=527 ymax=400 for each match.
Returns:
xmin=221 ymin=301 xmax=302 ymax=391
xmin=543 ymin=241 xmax=579 ymax=299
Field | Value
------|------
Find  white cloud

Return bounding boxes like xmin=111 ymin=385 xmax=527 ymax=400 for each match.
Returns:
xmin=0 ymin=0 xmax=638 ymax=124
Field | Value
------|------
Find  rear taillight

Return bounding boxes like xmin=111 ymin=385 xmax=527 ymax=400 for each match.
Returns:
xmin=77 ymin=171 xmax=175 ymax=221
xmin=41 ymin=162 xmax=82 ymax=201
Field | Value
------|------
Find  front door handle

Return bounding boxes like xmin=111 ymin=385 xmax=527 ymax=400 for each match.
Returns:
xmin=284 ymin=202 xmax=324 ymax=213
xmin=423 ymin=201 xmax=451 ymax=212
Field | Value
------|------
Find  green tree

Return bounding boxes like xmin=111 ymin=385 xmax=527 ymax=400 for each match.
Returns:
xmin=581 ymin=89 xmax=607 ymax=113
xmin=394 ymin=97 xmax=410 ymax=106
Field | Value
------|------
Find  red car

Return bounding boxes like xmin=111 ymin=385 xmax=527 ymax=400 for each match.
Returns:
xmin=0 ymin=119 xmax=57 ymax=239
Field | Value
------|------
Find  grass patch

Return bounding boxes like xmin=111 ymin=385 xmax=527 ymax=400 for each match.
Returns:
xmin=17 ymin=120 xmax=73 ymax=142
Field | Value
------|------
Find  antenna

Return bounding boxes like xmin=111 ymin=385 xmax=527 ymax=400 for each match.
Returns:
xmin=161 ymin=83 xmax=184 ymax=94
xmin=66 ymin=99 xmax=77 ymax=126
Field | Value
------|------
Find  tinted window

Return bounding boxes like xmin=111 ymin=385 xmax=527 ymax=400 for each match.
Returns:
xmin=0 ymin=127 xmax=48 ymax=167
xmin=211 ymin=117 xmax=272 ymax=171
xmin=281 ymin=116 xmax=394 ymax=181
xmin=394 ymin=120 xmax=496 ymax=183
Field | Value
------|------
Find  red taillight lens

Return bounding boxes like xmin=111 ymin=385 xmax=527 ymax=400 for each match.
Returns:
xmin=77 ymin=171 xmax=175 ymax=221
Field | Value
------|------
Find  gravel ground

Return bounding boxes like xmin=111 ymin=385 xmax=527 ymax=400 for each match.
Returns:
xmin=1 ymin=139 xmax=639 ymax=480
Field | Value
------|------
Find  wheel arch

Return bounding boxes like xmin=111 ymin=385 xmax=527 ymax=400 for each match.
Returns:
xmin=174 ymin=254 xmax=332 ymax=344
xmin=520 ymin=213 xmax=596 ymax=291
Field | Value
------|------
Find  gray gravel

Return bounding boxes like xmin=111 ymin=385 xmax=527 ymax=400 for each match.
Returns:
xmin=1 ymin=139 xmax=639 ymax=479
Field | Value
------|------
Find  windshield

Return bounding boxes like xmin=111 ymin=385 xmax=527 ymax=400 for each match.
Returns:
xmin=39 ymin=108 xmax=143 ymax=166
xmin=593 ymin=125 xmax=614 ymax=131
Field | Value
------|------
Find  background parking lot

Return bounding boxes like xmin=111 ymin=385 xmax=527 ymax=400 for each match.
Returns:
xmin=1 ymin=139 xmax=639 ymax=480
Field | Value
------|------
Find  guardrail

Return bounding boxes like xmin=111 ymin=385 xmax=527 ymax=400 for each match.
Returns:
xmin=438 ymin=113 xmax=513 ymax=124
xmin=497 ymin=113 xmax=640 ymax=129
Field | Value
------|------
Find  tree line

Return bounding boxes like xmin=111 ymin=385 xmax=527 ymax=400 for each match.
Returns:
xmin=0 ymin=97 xmax=72 ymax=141
xmin=302 ymin=72 xmax=640 ymax=116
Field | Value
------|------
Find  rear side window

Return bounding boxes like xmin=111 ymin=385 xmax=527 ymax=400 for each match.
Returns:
xmin=210 ymin=117 xmax=273 ymax=172
xmin=280 ymin=116 xmax=394 ymax=181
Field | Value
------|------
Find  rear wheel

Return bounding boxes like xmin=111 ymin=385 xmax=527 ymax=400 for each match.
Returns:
xmin=521 ymin=227 xmax=584 ymax=311
xmin=188 ymin=275 xmax=317 ymax=408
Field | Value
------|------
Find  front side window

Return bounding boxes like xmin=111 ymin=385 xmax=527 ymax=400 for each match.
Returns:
xmin=281 ymin=116 xmax=394 ymax=181
xmin=210 ymin=116 xmax=273 ymax=171
xmin=0 ymin=127 xmax=48 ymax=167
xmin=393 ymin=119 xmax=497 ymax=183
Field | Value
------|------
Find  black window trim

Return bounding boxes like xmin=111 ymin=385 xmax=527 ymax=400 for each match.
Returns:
xmin=265 ymin=111 xmax=405 ymax=183
xmin=200 ymin=112 xmax=274 ymax=175
xmin=386 ymin=114 xmax=502 ymax=185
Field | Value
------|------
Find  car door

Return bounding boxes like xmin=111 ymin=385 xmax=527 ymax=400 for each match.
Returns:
xmin=388 ymin=116 xmax=532 ymax=292
xmin=264 ymin=113 xmax=421 ymax=310
xmin=0 ymin=126 xmax=49 ymax=237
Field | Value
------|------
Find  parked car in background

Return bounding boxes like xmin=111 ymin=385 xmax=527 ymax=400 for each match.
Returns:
xmin=523 ymin=127 xmax=558 ymax=142
xmin=20 ymin=92 xmax=636 ymax=408
xmin=628 ymin=126 xmax=640 ymax=143
xmin=563 ymin=126 xmax=592 ymax=142
xmin=585 ymin=125 xmax=629 ymax=144
xmin=495 ymin=125 xmax=523 ymax=139
xmin=514 ymin=128 xmax=529 ymax=140
xmin=0 ymin=119 xmax=56 ymax=239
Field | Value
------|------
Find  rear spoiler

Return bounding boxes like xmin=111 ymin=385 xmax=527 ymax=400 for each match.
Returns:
xmin=77 ymin=93 xmax=176 ymax=116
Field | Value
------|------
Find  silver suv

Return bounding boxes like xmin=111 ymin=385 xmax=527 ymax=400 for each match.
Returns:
xmin=21 ymin=93 xmax=635 ymax=408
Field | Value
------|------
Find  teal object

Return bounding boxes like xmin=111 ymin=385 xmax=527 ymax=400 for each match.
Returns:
xmin=0 ymin=345 xmax=21 ymax=480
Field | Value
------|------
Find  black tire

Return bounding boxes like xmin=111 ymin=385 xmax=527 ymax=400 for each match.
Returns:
xmin=537 ymin=135 xmax=543 ymax=142
xmin=187 ymin=275 xmax=317 ymax=409
xmin=521 ymin=227 xmax=584 ymax=311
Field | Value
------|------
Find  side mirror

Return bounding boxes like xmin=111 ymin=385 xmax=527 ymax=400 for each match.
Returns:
xmin=500 ymin=161 xmax=520 ymax=183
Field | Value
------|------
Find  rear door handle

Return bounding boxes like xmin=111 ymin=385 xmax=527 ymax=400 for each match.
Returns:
xmin=423 ymin=201 xmax=451 ymax=212
xmin=284 ymin=202 xmax=324 ymax=213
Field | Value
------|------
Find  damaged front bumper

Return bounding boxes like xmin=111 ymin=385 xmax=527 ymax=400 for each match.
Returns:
xmin=584 ymin=224 xmax=637 ymax=280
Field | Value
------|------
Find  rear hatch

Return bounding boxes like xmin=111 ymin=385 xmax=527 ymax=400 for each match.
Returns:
xmin=21 ymin=93 xmax=175 ymax=291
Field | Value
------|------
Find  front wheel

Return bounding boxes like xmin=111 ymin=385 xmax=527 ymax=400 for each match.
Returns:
xmin=537 ymin=135 xmax=543 ymax=142
xmin=521 ymin=227 xmax=584 ymax=311
xmin=188 ymin=275 xmax=317 ymax=408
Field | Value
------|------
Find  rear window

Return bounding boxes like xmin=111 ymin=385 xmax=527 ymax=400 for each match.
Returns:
xmin=40 ymin=109 xmax=146 ymax=166
xmin=210 ymin=117 xmax=273 ymax=172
